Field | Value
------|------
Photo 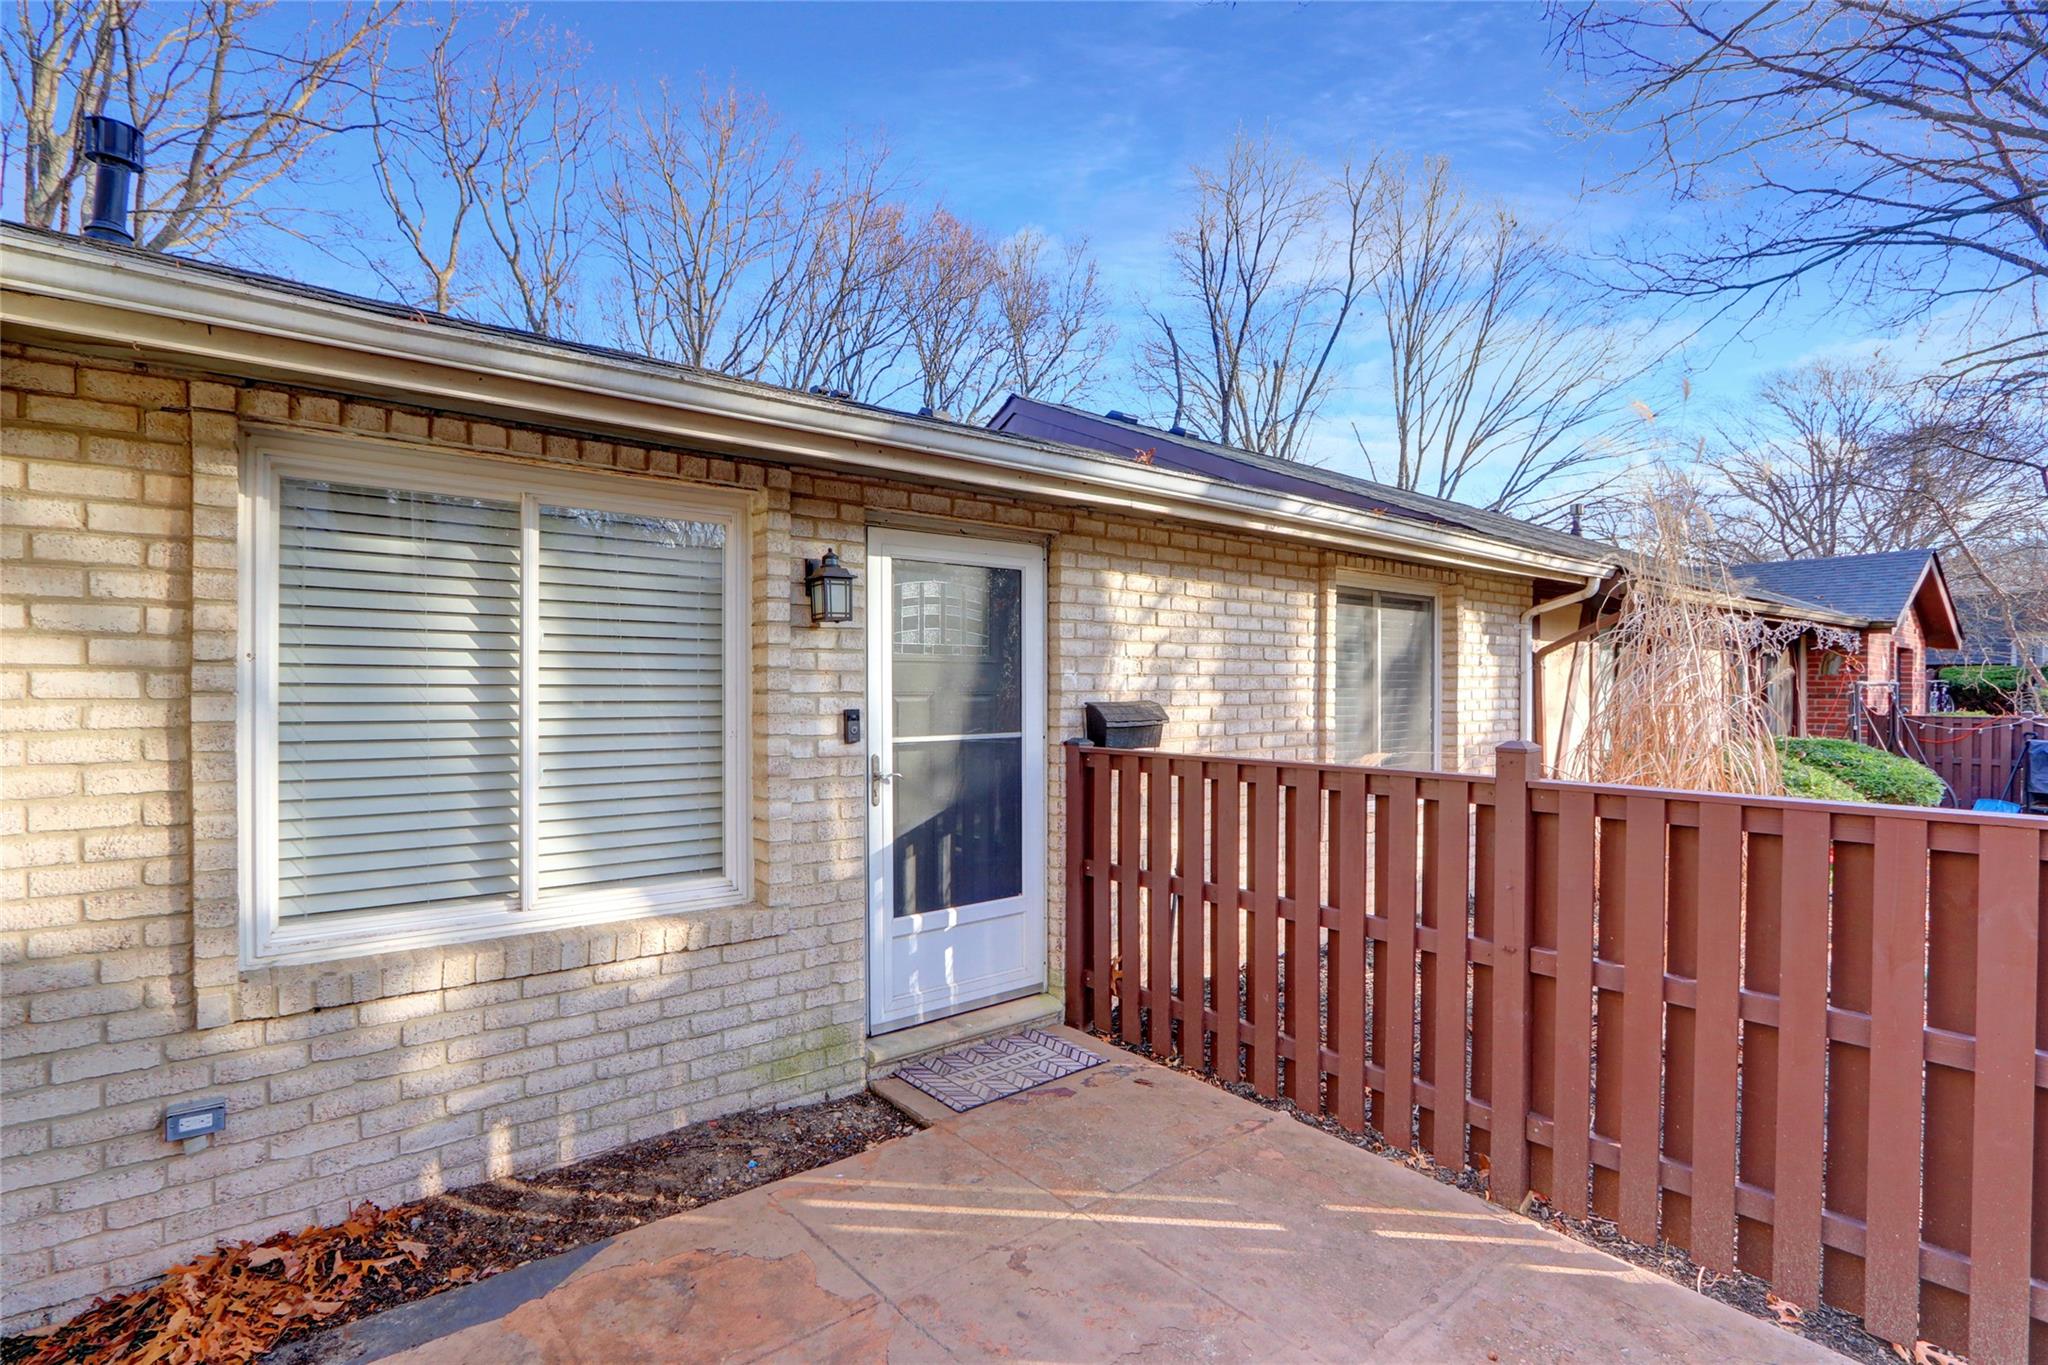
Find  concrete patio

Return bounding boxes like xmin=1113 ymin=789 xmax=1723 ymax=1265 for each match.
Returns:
xmin=297 ymin=1029 xmax=1837 ymax=1363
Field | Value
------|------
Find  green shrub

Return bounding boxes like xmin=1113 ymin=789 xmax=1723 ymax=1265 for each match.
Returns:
xmin=1779 ymin=753 xmax=1860 ymax=802
xmin=1940 ymin=665 xmax=2022 ymax=714
xmin=1776 ymin=737 xmax=1945 ymax=806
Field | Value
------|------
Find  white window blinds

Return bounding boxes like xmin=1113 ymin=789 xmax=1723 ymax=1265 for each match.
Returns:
xmin=537 ymin=508 xmax=726 ymax=894
xmin=1333 ymin=589 xmax=1437 ymax=769
xmin=263 ymin=462 xmax=740 ymax=943
xmin=277 ymin=480 xmax=523 ymax=919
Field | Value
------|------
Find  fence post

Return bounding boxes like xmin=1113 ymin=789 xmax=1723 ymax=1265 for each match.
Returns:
xmin=1489 ymin=740 xmax=1540 ymax=1206
xmin=1063 ymin=739 xmax=1088 ymax=1028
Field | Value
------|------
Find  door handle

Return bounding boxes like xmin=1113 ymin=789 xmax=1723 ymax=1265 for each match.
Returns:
xmin=870 ymin=753 xmax=905 ymax=807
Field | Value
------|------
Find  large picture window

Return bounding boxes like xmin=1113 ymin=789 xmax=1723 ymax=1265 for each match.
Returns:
xmin=1333 ymin=586 xmax=1438 ymax=769
xmin=243 ymin=439 xmax=749 ymax=965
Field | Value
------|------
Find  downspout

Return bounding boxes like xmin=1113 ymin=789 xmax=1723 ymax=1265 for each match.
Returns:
xmin=1521 ymin=578 xmax=1606 ymax=757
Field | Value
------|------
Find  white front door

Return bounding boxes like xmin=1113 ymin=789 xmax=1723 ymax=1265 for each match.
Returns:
xmin=866 ymin=529 xmax=1046 ymax=1034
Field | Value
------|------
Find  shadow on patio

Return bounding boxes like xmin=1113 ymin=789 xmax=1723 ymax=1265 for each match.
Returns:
xmin=294 ymin=1030 xmax=1835 ymax=1363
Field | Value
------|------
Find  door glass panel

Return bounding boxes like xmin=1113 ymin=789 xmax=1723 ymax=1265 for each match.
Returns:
xmin=890 ymin=559 xmax=1024 ymax=917
xmin=893 ymin=737 xmax=1023 ymax=916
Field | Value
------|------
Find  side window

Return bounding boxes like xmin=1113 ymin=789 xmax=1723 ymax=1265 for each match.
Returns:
xmin=1333 ymin=588 xmax=1437 ymax=768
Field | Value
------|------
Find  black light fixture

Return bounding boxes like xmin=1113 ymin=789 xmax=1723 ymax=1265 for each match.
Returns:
xmin=803 ymin=547 xmax=855 ymax=625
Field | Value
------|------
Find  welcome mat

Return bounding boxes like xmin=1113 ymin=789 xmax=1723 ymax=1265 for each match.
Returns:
xmin=893 ymin=1027 xmax=1104 ymax=1113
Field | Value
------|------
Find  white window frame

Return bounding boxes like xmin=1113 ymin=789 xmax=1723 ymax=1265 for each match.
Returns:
xmin=238 ymin=432 xmax=752 ymax=968
xmin=1326 ymin=571 xmax=1444 ymax=770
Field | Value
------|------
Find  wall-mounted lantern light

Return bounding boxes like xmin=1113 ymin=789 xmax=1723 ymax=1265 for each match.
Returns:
xmin=804 ymin=548 xmax=855 ymax=625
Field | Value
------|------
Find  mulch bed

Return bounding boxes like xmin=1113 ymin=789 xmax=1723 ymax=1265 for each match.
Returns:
xmin=1101 ymin=1032 xmax=1938 ymax=1365
xmin=1 ymin=1092 xmax=914 ymax=1365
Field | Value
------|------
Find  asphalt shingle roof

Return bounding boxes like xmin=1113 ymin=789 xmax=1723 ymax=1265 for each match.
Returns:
xmin=988 ymin=397 xmax=1616 ymax=569
xmin=1733 ymin=549 xmax=1937 ymax=625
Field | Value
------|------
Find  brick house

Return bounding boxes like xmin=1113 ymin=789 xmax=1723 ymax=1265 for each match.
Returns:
xmin=0 ymin=227 xmax=1631 ymax=1327
xmin=1735 ymin=549 xmax=1964 ymax=737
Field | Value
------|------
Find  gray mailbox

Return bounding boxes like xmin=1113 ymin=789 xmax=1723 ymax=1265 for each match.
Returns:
xmin=1083 ymin=700 xmax=1167 ymax=750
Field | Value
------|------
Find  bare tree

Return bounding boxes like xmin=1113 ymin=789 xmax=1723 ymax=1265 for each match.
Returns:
xmin=1550 ymin=0 xmax=2048 ymax=391
xmin=598 ymin=80 xmax=823 ymax=374
xmin=894 ymin=218 xmax=1112 ymax=421
xmin=766 ymin=138 xmax=918 ymax=402
xmin=1702 ymin=358 xmax=2032 ymax=562
xmin=1678 ymin=358 xmax=2048 ymax=696
xmin=3 ymin=0 xmax=121 ymax=233
xmin=1358 ymin=154 xmax=1657 ymax=517
xmin=1138 ymin=128 xmax=1380 ymax=461
xmin=365 ymin=11 xmax=486 ymax=316
xmin=986 ymin=228 xmax=1111 ymax=412
xmin=365 ymin=7 xmax=592 ymax=332
xmin=4 ymin=0 xmax=396 ymax=254
xmin=896 ymin=207 xmax=999 ymax=416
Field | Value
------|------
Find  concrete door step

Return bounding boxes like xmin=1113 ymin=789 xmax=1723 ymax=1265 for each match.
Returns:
xmin=865 ymin=992 xmax=1063 ymax=1125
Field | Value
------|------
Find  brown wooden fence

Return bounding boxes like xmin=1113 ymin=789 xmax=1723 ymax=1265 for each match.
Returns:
xmin=1896 ymin=714 xmax=2046 ymax=808
xmin=1064 ymin=740 xmax=2048 ymax=1364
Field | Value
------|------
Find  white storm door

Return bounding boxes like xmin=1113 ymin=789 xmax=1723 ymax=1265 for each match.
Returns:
xmin=866 ymin=529 xmax=1046 ymax=1034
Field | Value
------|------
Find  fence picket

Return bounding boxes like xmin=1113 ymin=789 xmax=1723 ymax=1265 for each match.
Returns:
xmin=1382 ymin=776 xmax=1420 ymax=1147
xmin=1065 ymin=742 xmax=1086 ymax=1028
xmin=1285 ymin=769 xmax=1324 ymax=1112
xmin=1968 ymin=825 xmax=2041 ymax=1365
xmin=1430 ymin=785 xmax=1471 ymax=1168
xmin=1550 ymin=787 xmax=1596 ymax=1219
xmin=1088 ymin=751 xmax=1113 ymax=1034
xmin=1116 ymin=755 xmax=1144 ymax=1046
xmin=1691 ymin=800 xmax=1743 ymax=1274
xmin=1175 ymin=758 xmax=1204 ymax=1064
xmin=1864 ymin=815 xmax=1929 ymax=1345
xmin=1619 ymin=796 xmax=1666 ymax=1244
xmin=1248 ymin=766 xmax=1282 ymax=1097
xmin=1487 ymin=743 xmax=1536 ymax=1205
xmin=1147 ymin=755 xmax=1173 ymax=1057
xmin=1212 ymin=762 xmax=1242 ymax=1083
xmin=1775 ymin=808 xmax=1832 ymax=1307
xmin=1331 ymin=772 xmax=1370 ymax=1131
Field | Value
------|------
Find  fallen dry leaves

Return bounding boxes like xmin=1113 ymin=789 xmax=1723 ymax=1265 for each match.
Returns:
xmin=15 ymin=1203 xmax=426 ymax=1365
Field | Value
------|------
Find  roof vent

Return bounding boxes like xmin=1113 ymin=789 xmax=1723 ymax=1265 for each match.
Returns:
xmin=81 ymin=114 xmax=144 ymax=245
xmin=1167 ymin=426 xmax=1187 ymax=438
xmin=1104 ymin=409 xmax=1139 ymax=424
xmin=809 ymin=386 xmax=853 ymax=401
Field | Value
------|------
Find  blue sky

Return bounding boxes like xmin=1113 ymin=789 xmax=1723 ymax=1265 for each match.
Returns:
xmin=272 ymin=3 xmax=1914 ymax=485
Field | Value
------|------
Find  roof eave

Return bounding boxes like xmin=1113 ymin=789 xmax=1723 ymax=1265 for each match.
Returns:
xmin=0 ymin=229 xmax=1614 ymax=583
xmin=1904 ymin=554 xmax=1964 ymax=650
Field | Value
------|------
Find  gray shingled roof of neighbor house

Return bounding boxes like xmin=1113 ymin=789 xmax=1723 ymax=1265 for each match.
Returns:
xmin=1733 ymin=548 xmax=1940 ymax=625
xmin=987 ymin=395 xmax=1618 ymax=571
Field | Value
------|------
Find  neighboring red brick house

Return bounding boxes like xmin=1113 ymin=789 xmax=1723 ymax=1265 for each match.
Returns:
xmin=1736 ymin=549 xmax=1964 ymax=738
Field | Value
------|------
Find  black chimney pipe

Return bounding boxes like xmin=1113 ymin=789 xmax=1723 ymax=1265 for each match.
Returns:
xmin=81 ymin=114 xmax=143 ymax=244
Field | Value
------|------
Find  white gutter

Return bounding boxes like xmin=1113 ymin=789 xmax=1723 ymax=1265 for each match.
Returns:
xmin=0 ymin=229 xmax=1615 ymax=583
xmin=1521 ymin=579 xmax=1606 ymax=750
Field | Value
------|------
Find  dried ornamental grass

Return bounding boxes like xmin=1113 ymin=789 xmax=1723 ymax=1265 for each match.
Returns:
xmin=1560 ymin=498 xmax=1784 ymax=796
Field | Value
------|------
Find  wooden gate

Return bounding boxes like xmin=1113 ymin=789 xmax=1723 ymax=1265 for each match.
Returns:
xmin=1895 ymin=713 xmax=2046 ymax=808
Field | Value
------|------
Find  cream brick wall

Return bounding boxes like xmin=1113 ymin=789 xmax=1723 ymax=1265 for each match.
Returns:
xmin=0 ymin=339 xmax=1536 ymax=1329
